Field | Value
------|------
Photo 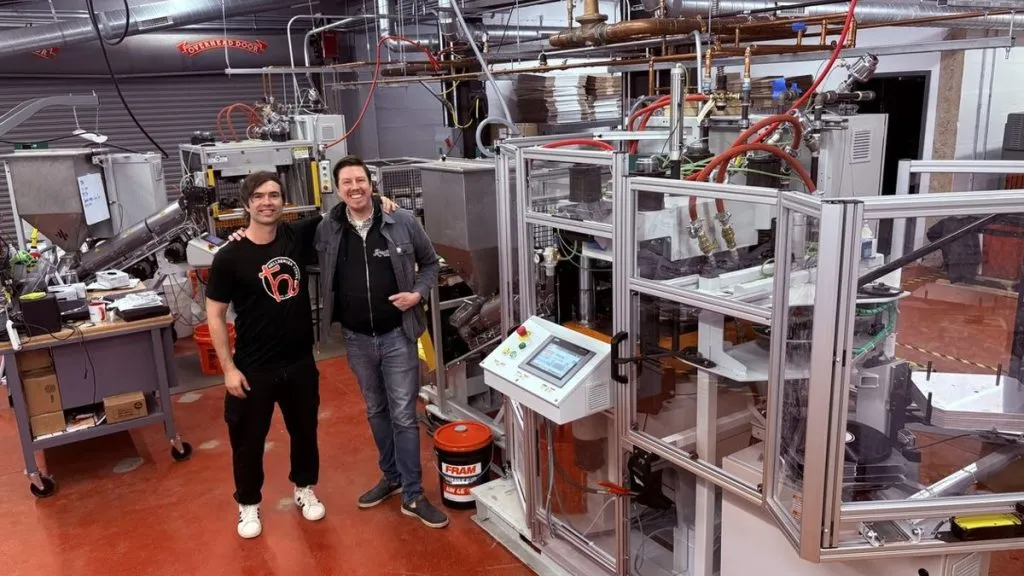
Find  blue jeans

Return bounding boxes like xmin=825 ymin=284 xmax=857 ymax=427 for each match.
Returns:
xmin=342 ymin=327 xmax=422 ymax=502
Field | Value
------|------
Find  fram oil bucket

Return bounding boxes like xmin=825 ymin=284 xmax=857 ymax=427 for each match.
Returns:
xmin=433 ymin=421 xmax=493 ymax=510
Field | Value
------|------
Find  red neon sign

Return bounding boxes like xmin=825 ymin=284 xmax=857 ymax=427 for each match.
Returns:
xmin=177 ymin=39 xmax=269 ymax=57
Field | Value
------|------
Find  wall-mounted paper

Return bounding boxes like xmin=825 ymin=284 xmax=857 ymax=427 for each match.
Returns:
xmin=77 ymin=172 xmax=110 ymax=226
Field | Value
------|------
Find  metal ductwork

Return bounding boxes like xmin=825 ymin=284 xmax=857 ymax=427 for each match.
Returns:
xmin=0 ymin=0 xmax=284 ymax=60
xmin=376 ymin=0 xmax=558 ymax=53
xmin=642 ymin=0 xmax=1024 ymax=30
xmin=437 ymin=0 xmax=459 ymax=40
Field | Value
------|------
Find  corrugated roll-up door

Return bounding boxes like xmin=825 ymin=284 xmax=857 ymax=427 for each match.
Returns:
xmin=0 ymin=74 xmax=265 ymax=246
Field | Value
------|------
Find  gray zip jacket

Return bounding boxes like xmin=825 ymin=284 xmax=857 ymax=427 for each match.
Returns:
xmin=314 ymin=200 xmax=440 ymax=344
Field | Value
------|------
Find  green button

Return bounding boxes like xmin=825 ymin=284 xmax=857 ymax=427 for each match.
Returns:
xmin=519 ymin=342 xmax=527 ymax=349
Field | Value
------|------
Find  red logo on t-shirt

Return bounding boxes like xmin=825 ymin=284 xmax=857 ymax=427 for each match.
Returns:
xmin=258 ymin=257 xmax=301 ymax=302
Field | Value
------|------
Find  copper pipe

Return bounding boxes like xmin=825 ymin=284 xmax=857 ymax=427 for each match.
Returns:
xmin=372 ymin=42 xmax=830 ymax=84
xmin=796 ymin=29 xmax=804 ymax=45
xmin=847 ymin=20 xmax=857 ymax=47
xmin=648 ymin=58 xmax=656 ymax=95
xmin=820 ymin=19 xmax=828 ymax=46
xmin=743 ymin=46 xmax=751 ymax=79
xmin=567 ymin=0 xmax=573 ymax=30
xmin=576 ymin=0 xmax=606 ymax=25
xmin=549 ymin=18 xmax=701 ymax=48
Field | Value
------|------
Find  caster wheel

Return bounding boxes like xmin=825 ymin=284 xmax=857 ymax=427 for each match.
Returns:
xmin=30 ymin=476 xmax=57 ymax=498
xmin=171 ymin=442 xmax=193 ymax=462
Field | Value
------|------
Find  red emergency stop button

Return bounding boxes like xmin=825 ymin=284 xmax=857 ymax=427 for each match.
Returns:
xmin=516 ymin=326 xmax=528 ymax=337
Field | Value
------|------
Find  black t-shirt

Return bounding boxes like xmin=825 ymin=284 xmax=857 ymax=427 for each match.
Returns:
xmin=205 ymin=216 xmax=320 ymax=373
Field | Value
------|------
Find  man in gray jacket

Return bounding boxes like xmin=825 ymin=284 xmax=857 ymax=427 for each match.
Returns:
xmin=315 ymin=155 xmax=447 ymax=529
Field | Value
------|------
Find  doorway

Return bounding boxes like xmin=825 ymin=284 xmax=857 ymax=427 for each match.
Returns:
xmin=855 ymin=72 xmax=930 ymax=253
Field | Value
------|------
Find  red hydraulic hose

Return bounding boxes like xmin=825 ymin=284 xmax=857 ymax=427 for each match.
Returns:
xmin=541 ymin=139 xmax=615 ymax=151
xmin=733 ymin=114 xmax=804 ymax=150
xmin=627 ymin=94 xmax=708 ymax=154
xmin=687 ymin=143 xmax=817 ymax=221
xmin=754 ymin=0 xmax=859 ymax=144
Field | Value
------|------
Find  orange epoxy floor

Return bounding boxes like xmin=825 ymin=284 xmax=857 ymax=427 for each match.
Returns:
xmin=4 ymin=266 xmax=1024 ymax=575
xmin=0 ymin=356 xmax=532 ymax=576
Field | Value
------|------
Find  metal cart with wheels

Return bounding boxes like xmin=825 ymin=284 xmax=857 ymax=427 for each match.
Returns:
xmin=1 ymin=314 xmax=191 ymax=498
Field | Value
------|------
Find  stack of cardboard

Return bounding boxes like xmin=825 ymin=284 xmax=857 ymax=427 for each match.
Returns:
xmin=584 ymin=74 xmax=622 ymax=123
xmin=16 ymin=349 xmax=65 ymax=439
xmin=514 ymin=73 xmax=622 ymax=124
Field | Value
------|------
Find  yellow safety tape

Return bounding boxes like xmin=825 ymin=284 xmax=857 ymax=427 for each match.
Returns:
xmin=896 ymin=342 xmax=1000 ymax=373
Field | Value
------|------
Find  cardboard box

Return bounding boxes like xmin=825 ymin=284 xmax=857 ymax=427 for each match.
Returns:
xmin=15 ymin=349 xmax=53 ymax=374
xmin=22 ymin=371 xmax=62 ymax=417
xmin=30 ymin=411 xmax=66 ymax=438
xmin=103 ymin=391 xmax=148 ymax=424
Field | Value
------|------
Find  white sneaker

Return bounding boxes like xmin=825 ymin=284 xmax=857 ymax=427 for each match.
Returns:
xmin=294 ymin=486 xmax=326 ymax=521
xmin=237 ymin=504 xmax=262 ymax=539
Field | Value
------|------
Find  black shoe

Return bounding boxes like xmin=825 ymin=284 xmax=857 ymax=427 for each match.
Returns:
xmin=358 ymin=478 xmax=402 ymax=508
xmin=401 ymin=495 xmax=449 ymax=528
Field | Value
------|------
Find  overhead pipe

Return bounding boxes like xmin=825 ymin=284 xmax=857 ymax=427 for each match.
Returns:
xmin=576 ymin=0 xmax=608 ymax=25
xmin=0 ymin=0 xmax=283 ymax=59
xmin=642 ymin=0 xmax=1024 ymax=30
xmin=692 ymin=31 xmax=705 ymax=94
xmin=436 ymin=0 xmax=459 ymax=40
xmin=288 ymin=15 xmax=377 ymax=102
xmin=376 ymin=0 xmax=557 ymax=53
xmin=549 ymin=17 xmax=702 ymax=49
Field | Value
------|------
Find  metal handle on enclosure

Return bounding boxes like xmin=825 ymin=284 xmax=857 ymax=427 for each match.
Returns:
xmin=610 ymin=331 xmax=629 ymax=384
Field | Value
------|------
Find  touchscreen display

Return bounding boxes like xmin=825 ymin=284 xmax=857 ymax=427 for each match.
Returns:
xmin=205 ymin=234 xmax=226 ymax=246
xmin=527 ymin=341 xmax=585 ymax=384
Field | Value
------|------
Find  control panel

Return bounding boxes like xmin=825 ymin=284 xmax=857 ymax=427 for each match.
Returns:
xmin=186 ymin=233 xmax=226 ymax=268
xmin=318 ymin=160 xmax=333 ymax=203
xmin=480 ymin=316 xmax=612 ymax=424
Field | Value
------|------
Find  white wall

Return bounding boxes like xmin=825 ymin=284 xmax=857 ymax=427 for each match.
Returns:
xmin=952 ymin=42 xmax=1024 ymax=192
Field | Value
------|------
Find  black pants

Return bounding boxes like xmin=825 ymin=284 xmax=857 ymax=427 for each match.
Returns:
xmin=225 ymin=355 xmax=320 ymax=505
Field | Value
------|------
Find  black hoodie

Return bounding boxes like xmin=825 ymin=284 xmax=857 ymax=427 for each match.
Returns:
xmin=332 ymin=197 xmax=404 ymax=336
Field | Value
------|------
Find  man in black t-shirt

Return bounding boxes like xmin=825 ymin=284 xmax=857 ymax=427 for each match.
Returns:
xmin=205 ymin=171 xmax=326 ymax=539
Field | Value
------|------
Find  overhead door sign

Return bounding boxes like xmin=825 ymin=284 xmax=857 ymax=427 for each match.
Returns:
xmin=177 ymin=39 xmax=269 ymax=57
xmin=32 ymin=47 xmax=59 ymax=59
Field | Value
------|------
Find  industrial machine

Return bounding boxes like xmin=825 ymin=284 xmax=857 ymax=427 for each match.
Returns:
xmin=418 ymin=159 xmax=506 ymax=426
xmin=1 ymin=146 xmax=209 ymax=282
xmin=462 ymin=48 xmax=1024 ymax=576
xmin=179 ymin=113 xmax=349 ymax=238
xmin=0 ymin=95 xmax=349 ymax=345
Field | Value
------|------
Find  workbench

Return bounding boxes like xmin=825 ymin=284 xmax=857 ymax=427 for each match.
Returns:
xmin=0 ymin=313 xmax=192 ymax=498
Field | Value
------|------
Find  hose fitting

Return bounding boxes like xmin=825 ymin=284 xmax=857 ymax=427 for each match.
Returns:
xmin=717 ymin=212 xmax=737 ymax=251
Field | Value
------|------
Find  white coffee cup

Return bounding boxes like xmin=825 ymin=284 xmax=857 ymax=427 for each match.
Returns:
xmin=88 ymin=301 xmax=107 ymax=324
